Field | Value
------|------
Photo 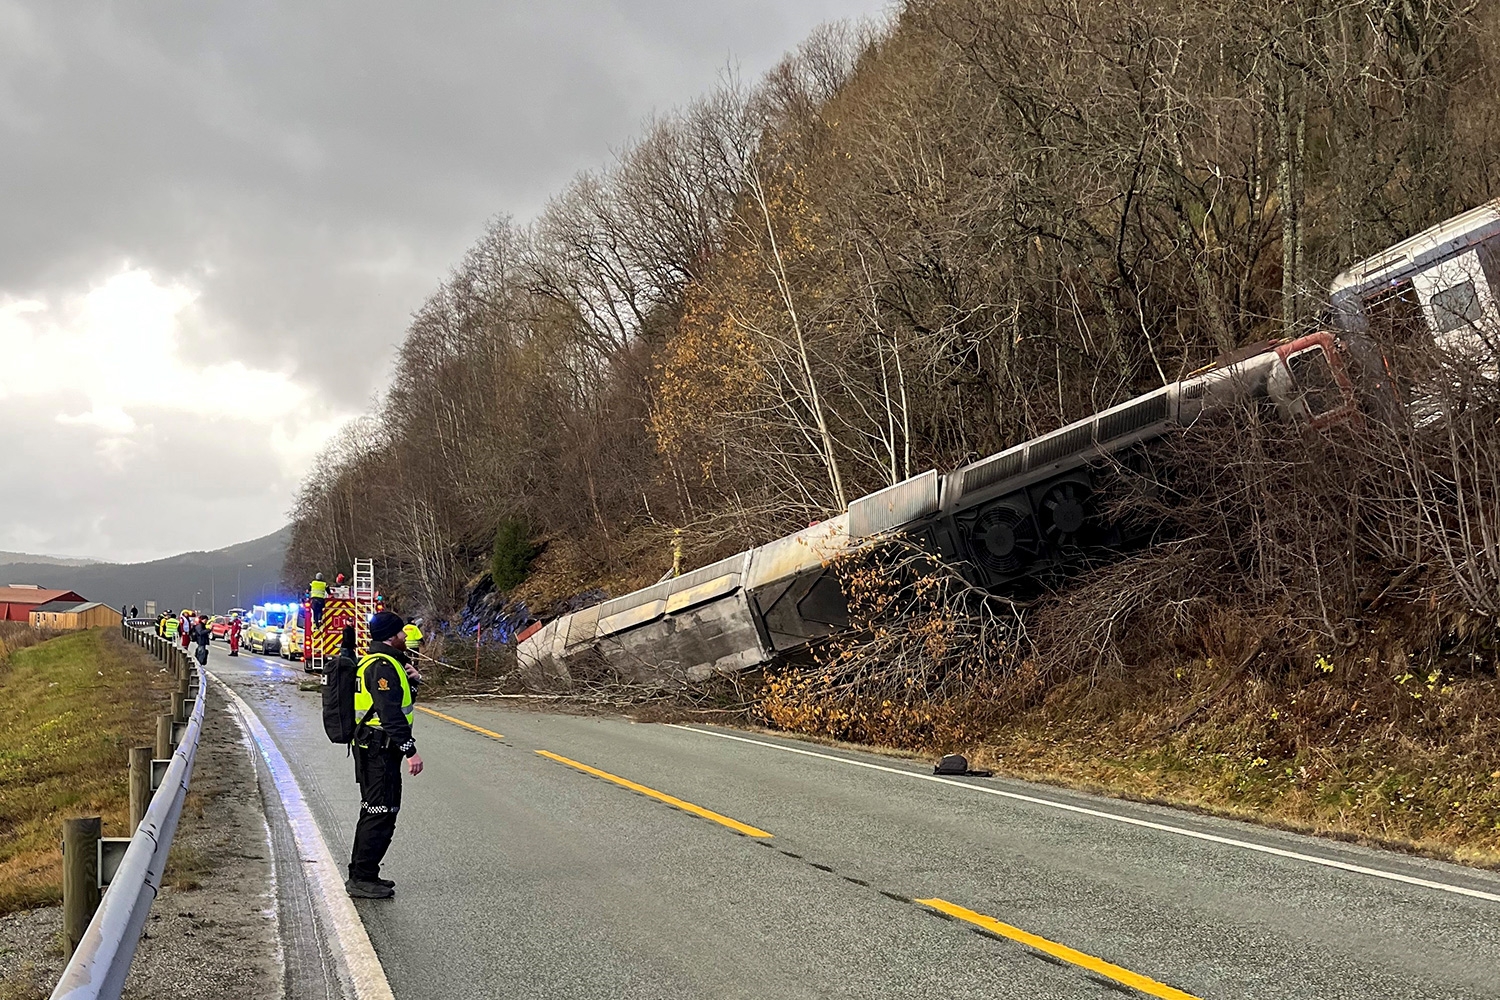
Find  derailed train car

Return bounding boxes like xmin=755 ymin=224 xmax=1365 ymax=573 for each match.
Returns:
xmin=1329 ymin=196 xmax=1500 ymax=357
xmin=522 ymin=197 xmax=1500 ymax=686
xmin=519 ymin=330 xmax=1362 ymax=687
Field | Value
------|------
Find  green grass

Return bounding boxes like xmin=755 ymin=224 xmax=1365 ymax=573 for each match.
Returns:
xmin=0 ymin=628 xmax=173 ymax=914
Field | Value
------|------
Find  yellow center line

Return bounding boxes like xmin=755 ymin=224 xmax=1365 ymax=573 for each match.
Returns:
xmin=915 ymin=898 xmax=1204 ymax=1000
xmin=416 ymin=705 xmax=504 ymax=740
xmin=535 ymin=749 xmax=773 ymax=839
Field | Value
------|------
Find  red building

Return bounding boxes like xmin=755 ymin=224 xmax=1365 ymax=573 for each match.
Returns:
xmin=0 ymin=585 xmax=86 ymax=622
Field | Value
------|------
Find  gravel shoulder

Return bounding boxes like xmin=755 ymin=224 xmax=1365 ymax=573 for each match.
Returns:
xmin=0 ymin=684 xmax=283 ymax=1000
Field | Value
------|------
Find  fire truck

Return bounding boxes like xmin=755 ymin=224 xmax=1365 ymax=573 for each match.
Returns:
xmin=296 ymin=559 xmax=379 ymax=673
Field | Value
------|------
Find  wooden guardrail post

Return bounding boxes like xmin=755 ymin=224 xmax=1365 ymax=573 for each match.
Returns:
xmin=62 ymin=817 xmax=102 ymax=958
xmin=156 ymin=714 xmax=173 ymax=758
xmin=128 ymin=747 xmax=153 ymax=833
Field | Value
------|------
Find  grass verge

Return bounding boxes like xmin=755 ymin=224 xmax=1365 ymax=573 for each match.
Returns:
xmin=750 ymin=641 xmax=1500 ymax=868
xmin=0 ymin=626 xmax=175 ymax=914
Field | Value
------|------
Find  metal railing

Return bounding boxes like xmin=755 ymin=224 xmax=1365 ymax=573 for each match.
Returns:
xmin=50 ymin=625 xmax=207 ymax=1000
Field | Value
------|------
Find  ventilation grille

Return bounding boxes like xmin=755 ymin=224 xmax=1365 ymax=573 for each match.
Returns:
xmin=1028 ymin=422 xmax=1094 ymax=469
xmin=958 ymin=390 xmax=1174 ymax=501
xmin=960 ymin=450 xmax=1025 ymax=498
xmin=1096 ymin=392 xmax=1170 ymax=442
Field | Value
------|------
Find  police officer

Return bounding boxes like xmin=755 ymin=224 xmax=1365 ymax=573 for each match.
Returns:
xmin=309 ymin=573 xmax=329 ymax=626
xmin=161 ymin=611 xmax=179 ymax=642
xmin=347 ymin=611 xmax=424 ymax=899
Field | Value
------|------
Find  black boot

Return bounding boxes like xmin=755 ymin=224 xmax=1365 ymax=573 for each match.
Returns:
xmin=345 ymin=878 xmax=394 ymax=899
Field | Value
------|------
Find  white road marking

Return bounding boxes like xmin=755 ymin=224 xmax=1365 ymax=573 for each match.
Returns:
xmin=667 ymin=724 xmax=1500 ymax=905
xmin=211 ymin=670 xmax=397 ymax=1000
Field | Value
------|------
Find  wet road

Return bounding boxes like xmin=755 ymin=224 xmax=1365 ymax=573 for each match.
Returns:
xmin=207 ymin=645 xmax=1500 ymax=1000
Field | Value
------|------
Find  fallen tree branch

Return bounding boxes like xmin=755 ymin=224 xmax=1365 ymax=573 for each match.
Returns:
xmin=1169 ymin=636 xmax=1266 ymax=732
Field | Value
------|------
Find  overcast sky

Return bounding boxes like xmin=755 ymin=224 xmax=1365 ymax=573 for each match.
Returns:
xmin=0 ymin=0 xmax=889 ymax=564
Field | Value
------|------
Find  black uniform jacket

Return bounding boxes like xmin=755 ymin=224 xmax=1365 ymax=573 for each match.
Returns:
xmin=359 ymin=641 xmax=417 ymax=757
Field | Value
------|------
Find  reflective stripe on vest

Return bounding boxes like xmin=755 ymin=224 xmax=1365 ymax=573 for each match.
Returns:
xmin=354 ymin=652 xmax=414 ymax=730
xmin=403 ymin=623 xmax=422 ymax=646
xmin=310 ymin=579 xmax=328 ymax=599
xmin=163 ymin=619 xmax=179 ymax=637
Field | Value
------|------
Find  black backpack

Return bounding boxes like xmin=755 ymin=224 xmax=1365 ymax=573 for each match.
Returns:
xmin=933 ymin=753 xmax=994 ymax=777
xmin=321 ymin=652 xmax=372 ymax=743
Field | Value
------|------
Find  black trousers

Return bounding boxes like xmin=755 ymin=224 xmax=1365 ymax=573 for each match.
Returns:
xmin=349 ymin=744 xmax=404 ymax=881
xmin=310 ymin=597 xmax=326 ymax=625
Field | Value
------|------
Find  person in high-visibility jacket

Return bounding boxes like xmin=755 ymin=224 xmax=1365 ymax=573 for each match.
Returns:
xmin=346 ymin=611 xmax=423 ymax=899
xmin=309 ymin=573 xmax=329 ymax=626
xmin=402 ymin=619 xmax=423 ymax=661
xmin=161 ymin=612 xmax=179 ymax=641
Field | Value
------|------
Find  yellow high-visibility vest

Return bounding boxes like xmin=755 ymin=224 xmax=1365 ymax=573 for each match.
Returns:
xmin=163 ymin=617 xmax=179 ymax=638
xmin=403 ymin=623 xmax=423 ymax=649
xmin=310 ymin=579 xmax=328 ymax=599
xmin=354 ymin=652 xmax=413 ymax=731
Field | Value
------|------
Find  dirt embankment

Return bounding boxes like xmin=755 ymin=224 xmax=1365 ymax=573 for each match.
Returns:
xmin=751 ymin=612 xmax=1500 ymax=868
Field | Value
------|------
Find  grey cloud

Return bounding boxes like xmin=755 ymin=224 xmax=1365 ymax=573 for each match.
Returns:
xmin=4 ymin=1 xmax=890 ymax=396
xmin=0 ymin=0 xmax=889 ymax=561
xmin=0 ymin=398 xmax=292 ymax=563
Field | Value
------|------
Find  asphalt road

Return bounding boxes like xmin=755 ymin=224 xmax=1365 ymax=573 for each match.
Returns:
xmin=206 ymin=645 xmax=1500 ymax=1000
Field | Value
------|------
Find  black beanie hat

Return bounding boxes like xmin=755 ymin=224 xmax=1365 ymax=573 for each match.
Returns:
xmin=369 ymin=611 xmax=405 ymax=642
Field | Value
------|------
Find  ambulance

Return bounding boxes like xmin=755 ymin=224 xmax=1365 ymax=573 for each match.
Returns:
xmin=245 ymin=603 xmax=294 ymax=656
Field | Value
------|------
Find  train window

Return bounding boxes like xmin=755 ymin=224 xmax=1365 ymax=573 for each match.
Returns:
xmin=1286 ymin=346 xmax=1342 ymax=417
xmin=1429 ymin=280 xmax=1484 ymax=333
xmin=1364 ymin=281 xmax=1427 ymax=344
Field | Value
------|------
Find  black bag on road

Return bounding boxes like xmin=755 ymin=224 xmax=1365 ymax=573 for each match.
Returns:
xmin=934 ymin=753 xmax=993 ymax=777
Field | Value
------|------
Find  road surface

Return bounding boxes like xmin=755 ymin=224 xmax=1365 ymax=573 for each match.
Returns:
xmin=207 ymin=646 xmax=1500 ymax=1000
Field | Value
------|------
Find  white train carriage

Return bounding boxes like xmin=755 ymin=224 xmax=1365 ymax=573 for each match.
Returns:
xmin=519 ymin=331 xmax=1358 ymax=686
xmin=1330 ymin=197 xmax=1500 ymax=358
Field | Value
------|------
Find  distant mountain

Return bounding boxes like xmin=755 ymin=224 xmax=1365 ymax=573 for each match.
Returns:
xmin=0 ymin=551 xmax=100 ymax=567
xmin=0 ymin=527 xmax=291 ymax=614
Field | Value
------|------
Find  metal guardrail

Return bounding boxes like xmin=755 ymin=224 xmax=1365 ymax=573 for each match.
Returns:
xmin=50 ymin=625 xmax=207 ymax=1000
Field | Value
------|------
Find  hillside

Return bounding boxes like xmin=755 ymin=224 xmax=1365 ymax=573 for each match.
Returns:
xmin=281 ymin=0 xmax=1500 ymax=858
xmin=287 ymin=0 xmax=1500 ymax=613
xmin=0 ymin=552 xmax=99 ymax=568
xmin=0 ymin=527 xmax=290 ymax=614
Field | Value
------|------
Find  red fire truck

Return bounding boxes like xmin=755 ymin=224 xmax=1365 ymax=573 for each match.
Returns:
xmin=298 ymin=559 xmax=379 ymax=673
